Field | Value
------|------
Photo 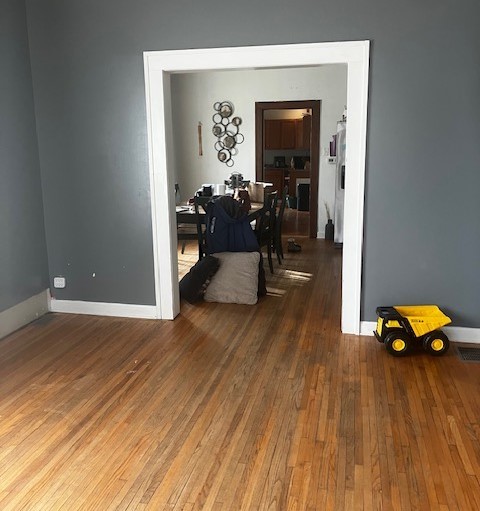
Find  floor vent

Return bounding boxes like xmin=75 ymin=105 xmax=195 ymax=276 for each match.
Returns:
xmin=457 ymin=346 xmax=480 ymax=362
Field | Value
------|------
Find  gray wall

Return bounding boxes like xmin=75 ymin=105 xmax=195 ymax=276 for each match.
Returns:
xmin=24 ymin=0 xmax=480 ymax=325
xmin=0 ymin=0 xmax=49 ymax=313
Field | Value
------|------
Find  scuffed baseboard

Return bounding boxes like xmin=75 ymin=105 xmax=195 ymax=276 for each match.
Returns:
xmin=360 ymin=321 xmax=480 ymax=344
xmin=49 ymin=299 xmax=158 ymax=319
xmin=0 ymin=289 xmax=50 ymax=340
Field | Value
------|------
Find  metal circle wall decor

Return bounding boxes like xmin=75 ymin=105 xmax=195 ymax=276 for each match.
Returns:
xmin=212 ymin=101 xmax=243 ymax=168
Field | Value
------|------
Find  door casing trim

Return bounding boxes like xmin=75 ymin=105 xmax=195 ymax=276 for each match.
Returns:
xmin=143 ymin=41 xmax=370 ymax=333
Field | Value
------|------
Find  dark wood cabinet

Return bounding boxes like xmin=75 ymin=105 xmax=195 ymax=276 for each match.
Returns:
xmin=264 ymin=117 xmax=311 ymax=150
xmin=294 ymin=115 xmax=311 ymax=149
xmin=264 ymin=119 xmax=298 ymax=150
xmin=264 ymin=168 xmax=311 ymax=197
xmin=264 ymin=120 xmax=282 ymax=149
xmin=295 ymin=119 xmax=304 ymax=149
xmin=288 ymin=169 xmax=310 ymax=197
xmin=280 ymin=120 xmax=296 ymax=149
xmin=264 ymin=168 xmax=285 ymax=194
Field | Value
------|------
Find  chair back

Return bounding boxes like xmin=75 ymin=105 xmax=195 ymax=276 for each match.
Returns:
xmin=273 ymin=186 xmax=288 ymax=262
xmin=254 ymin=190 xmax=278 ymax=273
xmin=194 ymin=195 xmax=210 ymax=258
xmin=275 ymin=186 xmax=288 ymax=238
xmin=256 ymin=190 xmax=278 ymax=244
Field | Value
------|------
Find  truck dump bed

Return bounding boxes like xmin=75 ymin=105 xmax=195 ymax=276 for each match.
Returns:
xmin=394 ymin=305 xmax=451 ymax=338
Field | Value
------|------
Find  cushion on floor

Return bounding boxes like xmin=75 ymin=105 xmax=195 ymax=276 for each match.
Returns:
xmin=204 ymin=251 xmax=260 ymax=305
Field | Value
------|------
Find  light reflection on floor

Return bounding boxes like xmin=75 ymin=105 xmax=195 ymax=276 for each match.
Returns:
xmin=266 ymin=267 xmax=312 ymax=296
xmin=282 ymin=269 xmax=313 ymax=281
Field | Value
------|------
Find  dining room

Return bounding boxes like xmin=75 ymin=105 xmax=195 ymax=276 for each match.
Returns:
xmin=169 ymin=65 xmax=346 ymax=312
xmin=169 ymin=64 xmax=347 ymax=309
xmin=170 ymin=64 xmax=346 ymax=234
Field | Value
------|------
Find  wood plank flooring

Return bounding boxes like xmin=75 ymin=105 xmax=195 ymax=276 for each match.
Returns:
xmin=1 ymin=239 xmax=480 ymax=510
xmin=282 ymin=208 xmax=310 ymax=237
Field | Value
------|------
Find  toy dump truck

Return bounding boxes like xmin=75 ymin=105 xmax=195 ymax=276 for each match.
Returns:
xmin=374 ymin=305 xmax=451 ymax=357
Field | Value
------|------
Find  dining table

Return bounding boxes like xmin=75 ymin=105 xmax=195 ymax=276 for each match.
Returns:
xmin=176 ymin=196 xmax=268 ymax=261
xmin=176 ymin=200 xmax=266 ymax=224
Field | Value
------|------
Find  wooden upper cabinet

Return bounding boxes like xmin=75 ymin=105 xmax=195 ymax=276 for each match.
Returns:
xmin=280 ymin=120 xmax=296 ymax=149
xmin=264 ymin=120 xmax=282 ymax=149
xmin=264 ymin=117 xmax=311 ymax=150
xmin=295 ymin=120 xmax=304 ymax=149
xmin=264 ymin=119 xmax=296 ymax=150
xmin=295 ymin=115 xmax=311 ymax=149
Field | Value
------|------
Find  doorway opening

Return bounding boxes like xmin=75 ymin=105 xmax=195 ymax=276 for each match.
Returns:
xmin=143 ymin=41 xmax=370 ymax=334
xmin=255 ymin=100 xmax=320 ymax=239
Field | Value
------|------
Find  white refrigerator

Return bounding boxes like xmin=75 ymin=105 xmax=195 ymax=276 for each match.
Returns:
xmin=334 ymin=121 xmax=346 ymax=246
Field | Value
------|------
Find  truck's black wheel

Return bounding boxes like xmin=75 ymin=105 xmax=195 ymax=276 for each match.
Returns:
xmin=384 ymin=331 xmax=411 ymax=357
xmin=423 ymin=331 xmax=449 ymax=356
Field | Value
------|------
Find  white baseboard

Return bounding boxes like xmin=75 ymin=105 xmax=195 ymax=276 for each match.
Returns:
xmin=442 ymin=326 xmax=480 ymax=344
xmin=360 ymin=321 xmax=480 ymax=344
xmin=49 ymin=298 xmax=158 ymax=319
xmin=0 ymin=289 xmax=50 ymax=340
xmin=359 ymin=321 xmax=377 ymax=336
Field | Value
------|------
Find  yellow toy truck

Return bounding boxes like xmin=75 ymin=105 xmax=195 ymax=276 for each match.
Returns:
xmin=374 ymin=305 xmax=451 ymax=357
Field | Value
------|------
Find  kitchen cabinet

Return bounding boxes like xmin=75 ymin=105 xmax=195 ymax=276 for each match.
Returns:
xmin=280 ymin=120 xmax=296 ymax=149
xmin=263 ymin=168 xmax=311 ymax=198
xmin=295 ymin=120 xmax=304 ymax=149
xmin=264 ymin=117 xmax=311 ymax=150
xmin=295 ymin=115 xmax=311 ymax=149
xmin=288 ymin=169 xmax=310 ymax=197
xmin=264 ymin=120 xmax=282 ymax=149
xmin=264 ymin=168 xmax=286 ymax=194
xmin=264 ymin=119 xmax=297 ymax=150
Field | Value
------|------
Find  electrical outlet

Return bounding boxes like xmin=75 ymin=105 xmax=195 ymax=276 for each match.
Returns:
xmin=53 ymin=276 xmax=66 ymax=289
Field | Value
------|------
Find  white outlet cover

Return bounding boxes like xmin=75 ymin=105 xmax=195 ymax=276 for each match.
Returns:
xmin=53 ymin=276 xmax=66 ymax=289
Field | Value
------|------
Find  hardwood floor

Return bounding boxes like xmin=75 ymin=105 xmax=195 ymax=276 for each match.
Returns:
xmin=1 ymin=240 xmax=480 ymax=510
xmin=282 ymin=208 xmax=310 ymax=238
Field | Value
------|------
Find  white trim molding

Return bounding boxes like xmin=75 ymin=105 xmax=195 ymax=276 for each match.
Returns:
xmin=49 ymin=299 xmax=158 ymax=319
xmin=360 ymin=321 xmax=480 ymax=344
xmin=143 ymin=41 xmax=370 ymax=334
xmin=443 ymin=326 xmax=480 ymax=344
xmin=360 ymin=321 xmax=379 ymax=336
xmin=0 ymin=289 xmax=50 ymax=340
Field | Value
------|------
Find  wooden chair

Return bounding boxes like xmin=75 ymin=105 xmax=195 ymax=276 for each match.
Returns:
xmin=177 ymin=218 xmax=197 ymax=256
xmin=193 ymin=195 xmax=209 ymax=259
xmin=273 ymin=186 xmax=288 ymax=264
xmin=176 ymin=196 xmax=209 ymax=260
xmin=254 ymin=190 xmax=278 ymax=274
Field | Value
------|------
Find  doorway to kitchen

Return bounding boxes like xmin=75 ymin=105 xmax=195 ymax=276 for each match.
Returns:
xmin=255 ymin=100 xmax=320 ymax=239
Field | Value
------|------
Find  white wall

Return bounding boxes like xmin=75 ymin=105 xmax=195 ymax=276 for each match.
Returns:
xmin=171 ymin=65 xmax=347 ymax=235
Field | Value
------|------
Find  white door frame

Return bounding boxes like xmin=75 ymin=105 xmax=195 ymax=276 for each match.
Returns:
xmin=143 ymin=41 xmax=370 ymax=334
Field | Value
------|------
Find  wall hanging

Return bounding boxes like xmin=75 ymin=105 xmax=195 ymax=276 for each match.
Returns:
xmin=212 ymin=101 xmax=243 ymax=167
